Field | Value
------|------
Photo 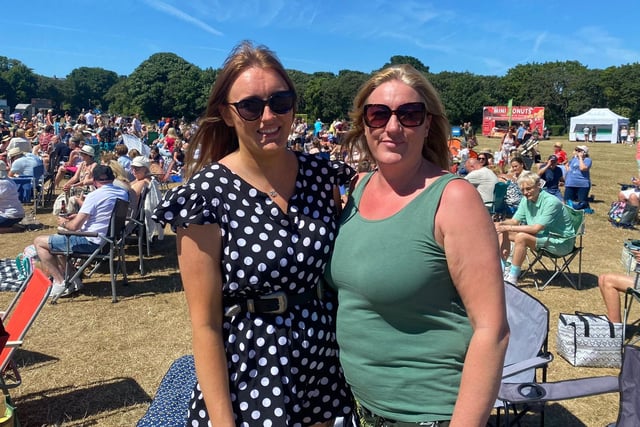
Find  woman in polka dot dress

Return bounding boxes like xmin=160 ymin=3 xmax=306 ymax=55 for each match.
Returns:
xmin=153 ymin=41 xmax=354 ymax=427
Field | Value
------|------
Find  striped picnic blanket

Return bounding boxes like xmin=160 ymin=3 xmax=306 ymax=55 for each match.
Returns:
xmin=0 ymin=257 xmax=29 ymax=292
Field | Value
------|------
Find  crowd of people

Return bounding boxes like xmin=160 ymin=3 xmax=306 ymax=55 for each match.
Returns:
xmin=3 ymin=40 xmax=640 ymax=427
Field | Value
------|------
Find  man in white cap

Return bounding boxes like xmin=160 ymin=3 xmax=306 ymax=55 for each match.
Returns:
xmin=8 ymin=147 xmax=43 ymax=177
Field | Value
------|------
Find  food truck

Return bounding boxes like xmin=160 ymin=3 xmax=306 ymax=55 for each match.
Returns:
xmin=482 ymin=105 xmax=545 ymax=138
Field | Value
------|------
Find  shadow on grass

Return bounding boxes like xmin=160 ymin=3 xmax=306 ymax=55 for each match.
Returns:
xmin=12 ymin=348 xmax=59 ymax=370
xmin=519 ymin=271 xmax=599 ymax=291
xmin=62 ymin=235 xmax=184 ymax=302
xmin=490 ymin=402 xmax=593 ymax=426
xmin=14 ymin=377 xmax=150 ymax=426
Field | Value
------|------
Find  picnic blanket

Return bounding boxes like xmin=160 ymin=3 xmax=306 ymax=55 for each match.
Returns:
xmin=0 ymin=257 xmax=29 ymax=292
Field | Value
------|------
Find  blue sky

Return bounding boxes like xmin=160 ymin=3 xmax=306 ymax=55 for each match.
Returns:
xmin=2 ymin=0 xmax=638 ymax=78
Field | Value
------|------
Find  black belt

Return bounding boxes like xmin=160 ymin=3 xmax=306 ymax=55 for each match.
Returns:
xmin=360 ymin=406 xmax=450 ymax=427
xmin=224 ymin=286 xmax=320 ymax=317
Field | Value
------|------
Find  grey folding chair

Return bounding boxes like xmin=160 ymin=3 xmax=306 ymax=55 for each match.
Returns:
xmin=494 ymin=282 xmax=553 ymax=426
xmin=50 ymin=198 xmax=130 ymax=303
xmin=497 ymin=282 xmax=620 ymax=425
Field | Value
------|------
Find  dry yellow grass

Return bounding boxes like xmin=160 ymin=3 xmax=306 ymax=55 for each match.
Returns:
xmin=0 ymin=137 xmax=637 ymax=426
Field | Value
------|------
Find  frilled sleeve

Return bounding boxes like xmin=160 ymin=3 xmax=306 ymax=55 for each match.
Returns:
xmin=151 ymin=178 xmax=218 ymax=231
xmin=327 ymin=158 xmax=356 ymax=187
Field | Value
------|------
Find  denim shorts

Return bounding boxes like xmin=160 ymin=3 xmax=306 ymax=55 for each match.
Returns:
xmin=49 ymin=234 xmax=99 ymax=254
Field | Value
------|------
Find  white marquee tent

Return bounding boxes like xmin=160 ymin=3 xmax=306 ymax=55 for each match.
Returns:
xmin=569 ymin=108 xmax=629 ymax=144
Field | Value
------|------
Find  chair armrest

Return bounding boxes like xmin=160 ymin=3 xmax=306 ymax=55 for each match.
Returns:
xmin=57 ymin=228 xmax=99 ymax=238
xmin=499 ymin=375 xmax=618 ymax=403
xmin=5 ymin=340 xmax=24 ymax=347
xmin=502 ymin=353 xmax=553 ymax=379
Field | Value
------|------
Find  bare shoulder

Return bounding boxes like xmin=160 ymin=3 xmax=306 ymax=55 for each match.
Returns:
xmin=438 ymin=177 xmax=489 ymax=219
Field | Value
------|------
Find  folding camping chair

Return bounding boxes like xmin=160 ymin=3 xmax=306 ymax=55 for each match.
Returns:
xmin=487 ymin=181 xmax=509 ymax=220
xmin=496 ymin=282 xmax=619 ymax=426
xmin=50 ymin=198 xmax=130 ymax=303
xmin=123 ymin=184 xmax=150 ymax=275
xmin=524 ymin=206 xmax=585 ymax=290
xmin=607 ymin=344 xmax=640 ymax=427
xmin=0 ymin=269 xmax=52 ymax=396
xmin=494 ymin=282 xmax=553 ymax=426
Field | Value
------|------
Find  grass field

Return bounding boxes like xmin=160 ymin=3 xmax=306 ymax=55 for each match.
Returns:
xmin=1 ymin=136 xmax=638 ymax=426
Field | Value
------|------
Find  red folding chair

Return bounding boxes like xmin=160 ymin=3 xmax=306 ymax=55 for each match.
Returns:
xmin=0 ymin=269 xmax=52 ymax=395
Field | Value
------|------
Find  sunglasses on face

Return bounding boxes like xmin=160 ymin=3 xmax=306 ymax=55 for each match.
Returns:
xmin=227 ymin=90 xmax=295 ymax=121
xmin=478 ymin=157 xmax=487 ymax=161
xmin=363 ymin=102 xmax=427 ymax=128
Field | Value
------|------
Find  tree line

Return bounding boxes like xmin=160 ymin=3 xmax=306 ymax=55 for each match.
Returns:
xmin=1 ymin=54 xmax=639 ymax=131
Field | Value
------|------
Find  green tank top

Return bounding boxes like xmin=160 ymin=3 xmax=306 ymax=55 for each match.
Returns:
xmin=325 ymin=171 xmax=472 ymax=422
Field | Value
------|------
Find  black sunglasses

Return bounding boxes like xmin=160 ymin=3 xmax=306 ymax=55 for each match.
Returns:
xmin=363 ymin=102 xmax=427 ymax=128
xmin=478 ymin=156 xmax=487 ymax=160
xmin=227 ymin=90 xmax=295 ymax=121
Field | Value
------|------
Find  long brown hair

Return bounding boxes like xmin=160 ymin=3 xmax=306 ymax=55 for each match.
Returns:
xmin=342 ymin=64 xmax=450 ymax=171
xmin=184 ymin=40 xmax=297 ymax=179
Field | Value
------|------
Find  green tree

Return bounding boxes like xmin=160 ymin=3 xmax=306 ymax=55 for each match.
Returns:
xmin=66 ymin=67 xmax=119 ymax=113
xmin=125 ymin=53 xmax=208 ymax=121
xmin=1 ymin=60 xmax=38 ymax=107
xmin=502 ymin=61 xmax=590 ymax=128
xmin=380 ymin=56 xmax=429 ymax=74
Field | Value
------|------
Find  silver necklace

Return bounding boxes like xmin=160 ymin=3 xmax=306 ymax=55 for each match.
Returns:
xmin=268 ymin=189 xmax=278 ymax=198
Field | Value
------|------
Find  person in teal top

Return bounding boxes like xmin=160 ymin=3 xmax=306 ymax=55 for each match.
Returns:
xmin=496 ymin=170 xmax=576 ymax=285
xmin=324 ymin=64 xmax=509 ymax=426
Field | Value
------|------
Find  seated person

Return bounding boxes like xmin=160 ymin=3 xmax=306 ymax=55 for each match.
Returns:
xmin=7 ymin=128 xmax=32 ymax=153
xmin=464 ymin=157 xmax=499 ymax=205
xmin=619 ymin=177 xmax=640 ymax=208
xmin=7 ymin=147 xmax=43 ymax=177
xmin=598 ymin=250 xmax=640 ymax=323
xmin=148 ymin=147 xmax=164 ymax=177
xmin=499 ymin=156 xmax=526 ymax=215
xmin=62 ymin=145 xmax=97 ymax=194
xmin=0 ymin=162 xmax=24 ymax=232
xmin=538 ymin=154 xmax=564 ymax=201
xmin=115 ymin=143 xmax=133 ymax=181
xmin=33 ymin=165 xmax=129 ymax=298
xmin=496 ymin=171 xmax=576 ymax=285
xmin=53 ymin=135 xmax=83 ymax=188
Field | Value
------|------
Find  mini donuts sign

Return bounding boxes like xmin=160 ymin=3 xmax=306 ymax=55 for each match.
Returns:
xmin=482 ymin=105 xmax=545 ymax=137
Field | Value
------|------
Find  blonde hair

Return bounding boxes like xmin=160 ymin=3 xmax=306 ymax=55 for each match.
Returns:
xmin=341 ymin=64 xmax=450 ymax=171
xmin=107 ymin=160 xmax=129 ymax=183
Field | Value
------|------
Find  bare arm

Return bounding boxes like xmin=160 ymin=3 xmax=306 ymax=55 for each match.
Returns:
xmin=177 ymin=224 xmax=235 ymax=427
xmin=57 ymin=212 xmax=88 ymax=231
xmin=496 ymin=221 xmax=544 ymax=236
xmin=435 ymin=179 xmax=509 ymax=427
xmin=63 ymin=163 xmax=84 ymax=190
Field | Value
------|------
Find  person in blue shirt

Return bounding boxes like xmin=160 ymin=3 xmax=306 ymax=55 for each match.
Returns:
xmin=7 ymin=147 xmax=43 ymax=177
xmin=538 ymin=154 xmax=564 ymax=201
xmin=564 ymin=145 xmax=593 ymax=213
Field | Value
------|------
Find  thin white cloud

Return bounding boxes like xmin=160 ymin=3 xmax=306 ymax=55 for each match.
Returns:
xmin=142 ymin=0 xmax=223 ymax=36
xmin=0 ymin=20 xmax=85 ymax=34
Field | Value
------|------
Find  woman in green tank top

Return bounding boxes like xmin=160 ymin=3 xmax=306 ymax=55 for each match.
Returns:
xmin=325 ymin=65 xmax=509 ymax=427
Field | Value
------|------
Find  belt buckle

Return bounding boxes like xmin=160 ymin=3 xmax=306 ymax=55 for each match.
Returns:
xmin=254 ymin=291 xmax=287 ymax=314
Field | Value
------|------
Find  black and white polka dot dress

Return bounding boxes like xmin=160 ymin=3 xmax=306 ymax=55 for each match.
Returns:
xmin=153 ymin=152 xmax=354 ymax=427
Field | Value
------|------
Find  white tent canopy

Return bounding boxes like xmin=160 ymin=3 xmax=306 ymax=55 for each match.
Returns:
xmin=569 ymin=108 xmax=629 ymax=144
